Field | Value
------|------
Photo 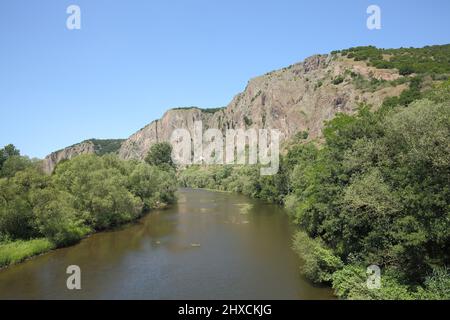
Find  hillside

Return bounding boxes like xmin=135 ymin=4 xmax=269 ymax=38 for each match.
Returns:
xmin=42 ymin=139 xmax=124 ymax=173
xmin=42 ymin=44 xmax=450 ymax=171
xmin=118 ymin=52 xmax=407 ymax=160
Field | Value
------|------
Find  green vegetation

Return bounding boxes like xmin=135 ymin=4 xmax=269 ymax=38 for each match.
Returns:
xmin=339 ymin=44 xmax=450 ymax=77
xmin=171 ymin=106 xmax=226 ymax=114
xmin=179 ymin=80 xmax=450 ymax=299
xmin=144 ymin=142 xmax=175 ymax=170
xmin=90 ymin=139 xmax=125 ymax=155
xmin=1 ymin=45 xmax=449 ymax=299
xmin=381 ymin=76 xmax=423 ymax=108
xmin=351 ymin=73 xmax=390 ymax=92
xmin=0 ymin=146 xmax=176 ymax=268
xmin=201 ymin=107 xmax=226 ymax=114
xmin=54 ymin=138 xmax=124 ymax=156
xmin=0 ymin=239 xmax=54 ymax=268
xmin=0 ymin=144 xmax=20 ymax=169
xmin=243 ymin=115 xmax=253 ymax=127
xmin=332 ymin=76 xmax=344 ymax=85
xmin=179 ymin=164 xmax=288 ymax=204
xmin=293 ymin=231 xmax=343 ymax=283
xmin=251 ymin=90 xmax=262 ymax=103
xmin=314 ymin=80 xmax=323 ymax=90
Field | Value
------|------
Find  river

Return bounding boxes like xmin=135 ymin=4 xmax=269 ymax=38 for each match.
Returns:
xmin=0 ymin=188 xmax=334 ymax=299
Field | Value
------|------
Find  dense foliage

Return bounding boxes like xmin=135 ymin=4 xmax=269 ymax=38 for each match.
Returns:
xmin=179 ymin=80 xmax=450 ymax=299
xmin=338 ymin=44 xmax=450 ymax=77
xmin=0 ymin=149 xmax=176 ymax=267
xmin=145 ymin=142 xmax=175 ymax=170
xmin=90 ymin=139 xmax=125 ymax=155
xmin=179 ymin=163 xmax=289 ymax=204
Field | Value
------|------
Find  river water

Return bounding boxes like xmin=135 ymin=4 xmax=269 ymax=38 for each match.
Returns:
xmin=0 ymin=188 xmax=334 ymax=299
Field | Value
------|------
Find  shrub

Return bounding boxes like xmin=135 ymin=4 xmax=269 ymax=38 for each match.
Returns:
xmin=332 ymin=265 xmax=414 ymax=300
xmin=292 ymin=231 xmax=343 ymax=283
xmin=332 ymin=76 xmax=344 ymax=85
xmin=415 ymin=267 xmax=450 ymax=300
xmin=31 ymin=189 xmax=90 ymax=246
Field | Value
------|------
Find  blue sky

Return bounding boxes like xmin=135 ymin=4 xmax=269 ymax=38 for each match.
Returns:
xmin=1 ymin=0 xmax=449 ymax=158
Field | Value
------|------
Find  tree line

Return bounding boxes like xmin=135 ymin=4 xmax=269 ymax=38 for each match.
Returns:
xmin=179 ymin=80 xmax=450 ymax=299
xmin=0 ymin=143 xmax=176 ymax=267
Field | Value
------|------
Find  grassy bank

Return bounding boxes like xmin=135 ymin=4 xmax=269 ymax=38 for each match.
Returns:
xmin=0 ymin=238 xmax=55 ymax=268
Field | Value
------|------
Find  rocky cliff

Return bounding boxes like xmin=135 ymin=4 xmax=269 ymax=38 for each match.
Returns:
xmin=118 ymin=53 xmax=406 ymax=160
xmin=43 ymin=51 xmax=409 ymax=170
xmin=42 ymin=141 xmax=95 ymax=173
xmin=42 ymin=139 xmax=124 ymax=173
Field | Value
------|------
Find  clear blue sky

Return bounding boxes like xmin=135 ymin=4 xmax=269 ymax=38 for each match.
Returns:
xmin=1 ymin=0 xmax=449 ymax=158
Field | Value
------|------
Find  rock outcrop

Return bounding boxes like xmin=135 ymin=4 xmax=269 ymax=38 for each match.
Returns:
xmin=43 ymin=52 xmax=407 ymax=170
xmin=42 ymin=139 xmax=124 ymax=173
xmin=118 ymin=53 xmax=406 ymax=160
xmin=42 ymin=141 xmax=95 ymax=173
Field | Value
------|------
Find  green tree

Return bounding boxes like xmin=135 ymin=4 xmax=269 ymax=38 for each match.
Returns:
xmin=0 ymin=144 xmax=27 ymax=178
xmin=293 ymin=231 xmax=343 ymax=283
xmin=0 ymin=144 xmax=20 ymax=169
xmin=53 ymin=154 xmax=143 ymax=230
xmin=128 ymin=163 xmax=177 ymax=210
xmin=144 ymin=142 xmax=174 ymax=168
xmin=31 ymin=188 xmax=90 ymax=246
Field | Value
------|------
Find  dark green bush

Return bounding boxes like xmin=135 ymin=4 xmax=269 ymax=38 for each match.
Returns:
xmin=292 ymin=231 xmax=343 ymax=283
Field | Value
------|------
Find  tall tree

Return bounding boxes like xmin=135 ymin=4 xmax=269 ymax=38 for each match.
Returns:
xmin=144 ymin=142 xmax=174 ymax=168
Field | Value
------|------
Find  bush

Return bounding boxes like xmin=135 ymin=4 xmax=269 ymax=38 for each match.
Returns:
xmin=415 ymin=267 xmax=450 ymax=300
xmin=332 ymin=76 xmax=344 ymax=85
xmin=31 ymin=189 xmax=90 ymax=246
xmin=343 ymin=44 xmax=450 ymax=75
xmin=292 ymin=231 xmax=343 ymax=283
xmin=332 ymin=265 xmax=414 ymax=300
xmin=145 ymin=142 xmax=174 ymax=168
xmin=129 ymin=163 xmax=177 ymax=209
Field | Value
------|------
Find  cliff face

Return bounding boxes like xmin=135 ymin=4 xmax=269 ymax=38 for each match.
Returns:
xmin=43 ymin=52 xmax=407 ymax=170
xmin=118 ymin=54 xmax=406 ymax=160
xmin=118 ymin=108 xmax=226 ymax=160
xmin=42 ymin=141 xmax=95 ymax=173
xmin=42 ymin=139 xmax=124 ymax=173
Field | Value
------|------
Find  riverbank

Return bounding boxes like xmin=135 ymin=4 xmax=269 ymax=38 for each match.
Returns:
xmin=0 ymin=150 xmax=178 ymax=270
xmin=0 ymin=188 xmax=334 ymax=299
xmin=179 ymin=164 xmax=450 ymax=300
xmin=176 ymin=81 xmax=450 ymax=300
xmin=0 ymin=238 xmax=55 ymax=269
xmin=0 ymin=201 xmax=176 ymax=270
